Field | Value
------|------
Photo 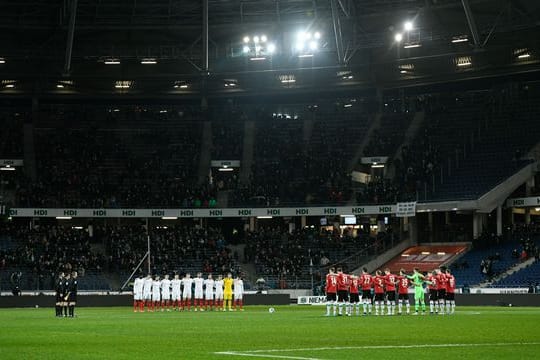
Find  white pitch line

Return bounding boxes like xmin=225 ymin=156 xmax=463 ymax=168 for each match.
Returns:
xmin=214 ymin=342 xmax=540 ymax=359
xmin=215 ymin=351 xmax=322 ymax=360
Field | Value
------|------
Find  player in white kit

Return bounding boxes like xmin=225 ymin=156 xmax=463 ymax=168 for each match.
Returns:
xmin=133 ymin=274 xmax=144 ymax=312
xmin=152 ymin=275 xmax=161 ymax=312
xmin=193 ymin=272 xmax=205 ymax=311
xmin=214 ymin=275 xmax=224 ymax=311
xmin=181 ymin=273 xmax=193 ymax=311
xmin=171 ymin=274 xmax=182 ymax=311
xmin=233 ymin=276 xmax=244 ymax=311
xmin=204 ymin=274 xmax=215 ymax=311
xmin=160 ymin=274 xmax=171 ymax=311
xmin=142 ymin=274 xmax=153 ymax=312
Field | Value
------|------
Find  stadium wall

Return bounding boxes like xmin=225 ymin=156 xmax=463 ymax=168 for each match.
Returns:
xmin=0 ymin=294 xmax=291 ymax=308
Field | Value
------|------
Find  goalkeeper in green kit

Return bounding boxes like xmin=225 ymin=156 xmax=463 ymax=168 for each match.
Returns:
xmin=407 ymin=268 xmax=432 ymax=315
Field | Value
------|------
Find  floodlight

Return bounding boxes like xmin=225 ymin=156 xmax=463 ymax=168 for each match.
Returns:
xmin=314 ymin=32 xmax=321 ymax=39
xmin=395 ymin=33 xmax=403 ymax=42
xmin=267 ymin=43 xmax=276 ymax=54
xmin=404 ymin=21 xmax=413 ymax=32
xmin=309 ymin=41 xmax=318 ymax=51
xmin=261 ymin=35 xmax=267 ymax=42
xmin=253 ymin=36 xmax=260 ymax=43
xmin=243 ymin=45 xmax=250 ymax=53
xmin=243 ymin=36 xmax=250 ymax=43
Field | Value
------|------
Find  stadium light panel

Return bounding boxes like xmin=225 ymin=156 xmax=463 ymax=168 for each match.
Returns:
xmin=0 ymin=58 xmax=5 ymax=64
xmin=298 ymin=54 xmax=313 ymax=58
xmin=394 ymin=33 xmax=403 ymax=42
xmin=295 ymin=41 xmax=305 ymax=51
xmin=257 ymin=216 xmax=273 ymax=219
xmin=242 ymin=45 xmax=250 ymax=53
xmin=104 ymin=58 xmax=121 ymax=65
xmin=314 ymin=32 xmax=321 ymax=39
xmin=0 ymin=165 xmax=15 ymax=171
xmin=141 ymin=58 xmax=157 ymax=64
xmin=281 ymin=79 xmax=296 ymax=83
xmin=404 ymin=21 xmax=413 ymax=32
xmin=260 ymin=35 xmax=267 ymax=43
xmin=161 ymin=217 xmax=178 ymax=220
xmin=56 ymin=217 xmax=72 ymax=220
xmin=267 ymin=43 xmax=276 ymax=54
xmin=404 ymin=43 xmax=421 ymax=49
xmin=253 ymin=36 xmax=260 ymax=43
xmin=457 ymin=61 xmax=472 ymax=67
xmin=243 ymin=36 xmax=250 ymax=43
xmin=250 ymin=57 xmax=266 ymax=61
xmin=4 ymin=84 xmax=15 ymax=88
xmin=309 ymin=41 xmax=318 ymax=51
xmin=451 ymin=36 xmax=469 ymax=43
xmin=518 ymin=53 xmax=530 ymax=59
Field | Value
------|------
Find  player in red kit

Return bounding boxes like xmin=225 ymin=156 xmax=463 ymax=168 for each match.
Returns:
xmin=445 ymin=268 xmax=456 ymax=314
xmin=373 ymin=270 xmax=386 ymax=316
xmin=436 ymin=267 xmax=448 ymax=315
xmin=336 ymin=268 xmax=350 ymax=316
xmin=359 ymin=267 xmax=373 ymax=315
xmin=349 ymin=275 xmax=361 ymax=316
xmin=384 ymin=268 xmax=397 ymax=315
xmin=325 ymin=268 xmax=338 ymax=317
xmin=426 ymin=270 xmax=439 ymax=314
xmin=396 ymin=269 xmax=411 ymax=315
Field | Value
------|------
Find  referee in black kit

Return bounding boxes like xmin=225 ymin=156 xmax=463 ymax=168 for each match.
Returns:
xmin=65 ymin=271 xmax=78 ymax=318
xmin=55 ymin=272 xmax=65 ymax=317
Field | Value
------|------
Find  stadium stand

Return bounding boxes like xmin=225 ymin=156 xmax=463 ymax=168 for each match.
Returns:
xmin=383 ymin=244 xmax=469 ymax=273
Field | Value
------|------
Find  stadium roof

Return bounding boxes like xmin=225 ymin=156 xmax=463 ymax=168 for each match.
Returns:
xmin=0 ymin=0 xmax=539 ymax=98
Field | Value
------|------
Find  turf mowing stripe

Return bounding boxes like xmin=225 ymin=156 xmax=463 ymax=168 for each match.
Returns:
xmin=214 ymin=342 xmax=540 ymax=358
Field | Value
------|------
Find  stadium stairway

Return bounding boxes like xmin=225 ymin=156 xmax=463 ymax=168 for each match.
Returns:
xmin=489 ymin=259 xmax=540 ymax=288
xmin=480 ymin=257 xmax=536 ymax=287
xmin=197 ymin=121 xmax=212 ymax=184
xmin=239 ymin=121 xmax=255 ymax=184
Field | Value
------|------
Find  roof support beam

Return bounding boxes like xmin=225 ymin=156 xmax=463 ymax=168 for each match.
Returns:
xmin=330 ymin=0 xmax=344 ymax=64
xmin=202 ymin=0 xmax=209 ymax=72
xmin=63 ymin=0 xmax=78 ymax=76
xmin=461 ymin=0 xmax=481 ymax=47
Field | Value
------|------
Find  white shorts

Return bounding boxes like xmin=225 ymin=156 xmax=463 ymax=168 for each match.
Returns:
xmin=172 ymin=291 xmax=181 ymax=300
xmin=215 ymin=292 xmax=223 ymax=300
xmin=182 ymin=291 xmax=192 ymax=300
xmin=143 ymin=292 xmax=152 ymax=300
xmin=205 ymin=292 xmax=214 ymax=300
xmin=194 ymin=290 xmax=204 ymax=299
xmin=152 ymin=291 xmax=160 ymax=301
xmin=134 ymin=293 xmax=141 ymax=301
xmin=234 ymin=293 xmax=243 ymax=301
xmin=161 ymin=291 xmax=170 ymax=300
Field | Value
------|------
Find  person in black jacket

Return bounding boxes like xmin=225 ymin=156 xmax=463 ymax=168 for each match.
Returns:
xmin=67 ymin=271 xmax=78 ymax=318
xmin=55 ymin=272 xmax=65 ymax=317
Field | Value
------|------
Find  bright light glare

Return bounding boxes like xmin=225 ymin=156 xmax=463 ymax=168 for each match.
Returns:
xmin=255 ymin=45 xmax=262 ymax=52
xmin=404 ymin=21 xmax=413 ymax=31
xmin=56 ymin=84 xmax=64 ymax=88
xmin=267 ymin=43 xmax=276 ymax=54
xmin=295 ymin=41 xmax=305 ymax=51
xmin=253 ymin=36 xmax=260 ymax=43
xmin=243 ymin=36 xmax=250 ymax=43
xmin=395 ymin=33 xmax=403 ymax=42
xmin=261 ymin=35 xmax=267 ymax=42
xmin=314 ymin=32 xmax=321 ymax=39
xmin=309 ymin=41 xmax=318 ymax=51
xmin=297 ymin=31 xmax=306 ymax=40
xmin=243 ymin=45 xmax=250 ymax=53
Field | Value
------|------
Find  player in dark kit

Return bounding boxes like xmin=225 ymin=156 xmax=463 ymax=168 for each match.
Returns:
xmin=55 ymin=272 xmax=65 ymax=317
xmin=62 ymin=273 xmax=71 ymax=317
xmin=66 ymin=271 xmax=78 ymax=317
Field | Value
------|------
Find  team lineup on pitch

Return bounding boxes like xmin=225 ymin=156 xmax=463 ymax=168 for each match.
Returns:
xmin=323 ymin=266 xmax=456 ymax=317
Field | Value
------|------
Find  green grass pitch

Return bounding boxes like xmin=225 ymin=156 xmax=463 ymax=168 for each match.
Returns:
xmin=1 ymin=306 xmax=539 ymax=359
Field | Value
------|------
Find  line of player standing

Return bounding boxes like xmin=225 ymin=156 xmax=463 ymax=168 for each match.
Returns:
xmin=324 ymin=266 xmax=456 ymax=316
xmin=133 ymin=272 xmax=245 ymax=312
xmin=54 ymin=271 xmax=78 ymax=317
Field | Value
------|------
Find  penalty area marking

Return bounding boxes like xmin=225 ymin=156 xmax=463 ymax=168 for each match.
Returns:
xmin=214 ymin=342 xmax=540 ymax=360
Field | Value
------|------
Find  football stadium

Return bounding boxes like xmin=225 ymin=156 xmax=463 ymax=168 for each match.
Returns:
xmin=1 ymin=0 xmax=540 ymax=359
